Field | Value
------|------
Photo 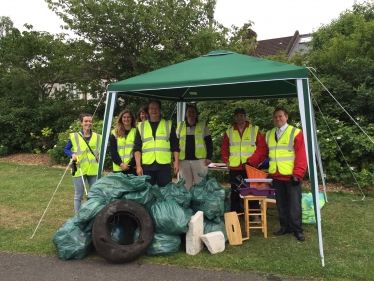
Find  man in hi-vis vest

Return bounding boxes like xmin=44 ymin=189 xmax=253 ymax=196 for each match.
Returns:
xmin=265 ymin=108 xmax=307 ymax=242
xmin=133 ymin=100 xmax=180 ymax=187
xmin=177 ymin=104 xmax=213 ymax=190
xmin=221 ymin=108 xmax=267 ymax=215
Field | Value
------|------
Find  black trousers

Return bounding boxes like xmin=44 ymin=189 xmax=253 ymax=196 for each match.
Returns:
xmin=229 ymin=169 xmax=260 ymax=213
xmin=143 ymin=168 xmax=172 ymax=187
xmin=273 ymin=179 xmax=303 ymax=232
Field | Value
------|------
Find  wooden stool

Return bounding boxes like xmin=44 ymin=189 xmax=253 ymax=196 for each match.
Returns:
xmin=240 ymin=195 xmax=268 ymax=239
xmin=224 ymin=212 xmax=243 ymax=245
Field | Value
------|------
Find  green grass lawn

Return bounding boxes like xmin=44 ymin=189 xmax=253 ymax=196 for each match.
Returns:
xmin=0 ymin=162 xmax=373 ymax=280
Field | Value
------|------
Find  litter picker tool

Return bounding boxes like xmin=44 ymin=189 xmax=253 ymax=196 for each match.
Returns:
xmin=79 ymin=167 xmax=88 ymax=196
xmin=30 ymin=162 xmax=70 ymax=239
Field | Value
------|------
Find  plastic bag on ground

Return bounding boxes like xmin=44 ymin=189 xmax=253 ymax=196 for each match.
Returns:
xmin=146 ymin=232 xmax=181 ymax=256
xmin=53 ymin=173 xmax=155 ymax=261
xmin=190 ymin=173 xmax=226 ymax=222
xmin=87 ymin=173 xmax=152 ymax=204
xmin=52 ymin=217 xmax=92 ymax=260
xmin=161 ymin=179 xmax=192 ymax=209
xmin=302 ymin=192 xmax=326 ymax=224
xmin=224 ymin=187 xmax=231 ymax=213
xmin=204 ymin=218 xmax=228 ymax=242
xmin=149 ymin=185 xmax=191 ymax=235
xmin=134 ymin=228 xmax=181 ymax=256
xmin=123 ymin=184 xmax=154 ymax=206
xmin=76 ymin=199 xmax=105 ymax=224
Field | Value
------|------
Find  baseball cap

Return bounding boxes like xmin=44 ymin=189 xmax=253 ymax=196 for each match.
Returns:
xmin=234 ymin=108 xmax=246 ymax=115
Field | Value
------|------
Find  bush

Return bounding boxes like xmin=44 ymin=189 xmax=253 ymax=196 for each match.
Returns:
xmin=0 ymin=96 xmax=86 ymax=155
xmin=0 ymin=143 xmax=9 ymax=157
xmin=315 ymin=115 xmax=374 ymax=190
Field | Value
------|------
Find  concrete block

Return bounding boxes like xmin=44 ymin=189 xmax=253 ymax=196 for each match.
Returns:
xmin=200 ymin=231 xmax=225 ymax=254
xmin=186 ymin=211 xmax=204 ymax=255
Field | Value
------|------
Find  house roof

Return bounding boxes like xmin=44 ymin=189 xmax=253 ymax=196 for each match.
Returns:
xmin=287 ymin=34 xmax=312 ymax=59
xmin=248 ymin=30 xmax=312 ymax=59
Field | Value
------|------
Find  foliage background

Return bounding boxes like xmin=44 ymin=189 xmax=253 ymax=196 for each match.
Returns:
xmin=1 ymin=1 xmax=374 ymax=190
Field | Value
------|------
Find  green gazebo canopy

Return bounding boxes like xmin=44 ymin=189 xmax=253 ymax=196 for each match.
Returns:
xmin=107 ymin=50 xmax=308 ymax=101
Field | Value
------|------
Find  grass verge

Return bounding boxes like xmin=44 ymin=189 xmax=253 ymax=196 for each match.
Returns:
xmin=0 ymin=162 xmax=373 ymax=280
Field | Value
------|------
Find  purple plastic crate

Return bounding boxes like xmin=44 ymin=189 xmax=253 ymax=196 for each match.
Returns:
xmin=239 ymin=183 xmax=275 ymax=196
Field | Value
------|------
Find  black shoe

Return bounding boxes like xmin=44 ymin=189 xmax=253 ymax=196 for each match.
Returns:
xmin=294 ymin=232 xmax=305 ymax=241
xmin=273 ymin=228 xmax=291 ymax=236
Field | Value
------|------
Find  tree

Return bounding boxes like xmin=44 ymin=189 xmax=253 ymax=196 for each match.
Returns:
xmin=0 ymin=16 xmax=13 ymax=37
xmin=46 ymin=0 xmax=255 ymax=81
xmin=1 ymin=1 xmax=256 ymax=159
xmin=45 ymin=0 xmax=256 ymax=130
xmin=0 ymin=26 xmax=102 ymax=154
xmin=306 ymin=1 xmax=374 ymax=188
xmin=309 ymin=1 xmax=374 ymax=123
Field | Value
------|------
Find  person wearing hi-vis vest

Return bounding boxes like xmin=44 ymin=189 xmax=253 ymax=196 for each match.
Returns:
xmin=265 ymin=108 xmax=307 ymax=242
xmin=109 ymin=109 xmax=137 ymax=175
xmin=221 ymin=108 xmax=267 ymax=215
xmin=64 ymin=113 xmax=102 ymax=213
xmin=133 ymin=100 xmax=180 ymax=187
xmin=136 ymin=106 xmax=149 ymax=123
xmin=176 ymin=104 xmax=213 ymax=190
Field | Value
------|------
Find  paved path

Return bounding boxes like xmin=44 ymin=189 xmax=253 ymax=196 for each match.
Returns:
xmin=0 ymin=252 xmax=308 ymax=281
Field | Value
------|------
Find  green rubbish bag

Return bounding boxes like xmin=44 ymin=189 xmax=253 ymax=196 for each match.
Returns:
xmin=76 ymin=199 xmax=105 ymax=224
xmin=203 ymin=218 xmax=228 ymax=242
xmin=146 ymin=232 xmax=181 ymax=256
xmin=150 ymin=198 xmax=191 ymax=235
xmin=224 ymin=187 xmax=231 ymax=213
xmin=52 ymin=217 xmax=92 ymax=260
xmin=123 ymin=184 xmax=154 ymax=206
xmin=190 ymin=173 xmax=226 ymax=222
xmin=161 ymin=179 xmax=192 ymax=209
xmin=134 ymin=229 xmax=181 ymax=256
xmin=87 ymin=173 xmax=152 ymax=204
xmin=150 ymin=186 xmax=191 ymax=235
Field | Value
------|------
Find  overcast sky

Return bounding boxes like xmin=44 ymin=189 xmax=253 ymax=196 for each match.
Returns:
xmin=1 ymin=0 xmax=365 ymax=40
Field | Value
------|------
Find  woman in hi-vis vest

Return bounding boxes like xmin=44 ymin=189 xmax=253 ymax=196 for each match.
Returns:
xmin=64 ymin=113 xmax=101 ymax=213
xmin=177 ymin=104 xmax=213 ymax=190
xmin=136 ymin=106 xmax=149 ymax=123
xmin=109 ymin=109 xmax=137 ymax=175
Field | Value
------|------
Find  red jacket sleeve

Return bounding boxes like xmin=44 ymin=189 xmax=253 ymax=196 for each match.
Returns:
xmin=292 ymin=131 xmax=308 ymax=179
xmin=221 ymin=132 xmax=230 ymax=164
xmin=246 ymin=131 xmax=268 ymax=168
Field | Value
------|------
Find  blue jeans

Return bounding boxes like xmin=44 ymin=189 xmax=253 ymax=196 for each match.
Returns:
xmin=273 ymin=179 xmax=303 ymax=232
xmin=72 ymin=175 xmax=97 ymax=213
xmin=143 ymin=169 xmax=172 ymax=187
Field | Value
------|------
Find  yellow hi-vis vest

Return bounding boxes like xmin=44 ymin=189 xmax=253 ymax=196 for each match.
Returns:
xmin=265 ymin=125 xmax=300 ymax=175
xmin=177 ymin=121 xmax=207 ymax=160
xmin=111 ymin=128 xmax=136 ymax=172
xmin=138 ymin=119 xmax=172 ymax=165
xmin=227 ymin=124 xmax=258 ymax=167
xmin=70 ymin=132 xmax=101 ymax=177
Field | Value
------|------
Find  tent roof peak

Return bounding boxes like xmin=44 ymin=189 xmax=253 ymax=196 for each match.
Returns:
xmin=202 ymin=50 xmax=235 ymax=57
